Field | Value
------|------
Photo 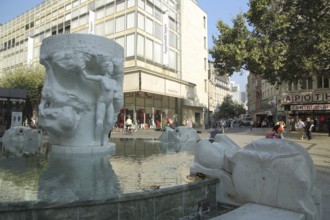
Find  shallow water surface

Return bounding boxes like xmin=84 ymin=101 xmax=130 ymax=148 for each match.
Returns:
xmin=0 ymin=138 xmax=194 ymax=202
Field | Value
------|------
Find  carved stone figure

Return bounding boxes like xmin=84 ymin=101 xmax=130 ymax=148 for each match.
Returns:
xmin=38 ymin=34 xmax=124 ymax=147
xmin=2 ymin=126 xmax=43 ymax=157
xmin=191 ymin=136 xmax=322 ymax=220
xmin=158 ymin=126 xmax=200 ymax=152
xmin=37 ymin=34 xmax=124 ymax=201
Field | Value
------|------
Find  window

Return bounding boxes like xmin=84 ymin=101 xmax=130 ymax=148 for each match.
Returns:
xmin=293 ymin=82 xmax=298 ymax=90
xmin=105 ymin=19 xmax=114 ymax=34
xmin=203 ymin=16 xmax=206 ymax=28
xmin=299 ymin=78 xmax=313 ymax=90
xmin=317 ymin=76 xmax=329 ymax=88
xmin=137 ymin=34 xmax=144 ymax=57
xmin=95 ymin=22 xmax=105 ymax=35
xmin=154 ymin=22 xmax=162 ymax=39
xmin=126 ymin=12 xmax=135 ymax=29
xmin=145 ymin=38 xmax=153 ymax=60
xmin=105 ymin=2 xmax=114 ymax=16
xmin=204 ymin=37 xmax=206 ymax=49
xmin=146 ymin=2 xmax=153 ymax=15
xmin=116 ymin=0 xmax=125 ymax=12
xmin=145 ymin=17 xmax=153 ymax=35
xmin=96 ymin=7 xmax=105 ymax=19
xmin=154 ymin=8 xmax=162 ymax=21
xmin=137 ymin=13 xmax=145 ymax=30
xmin=169 ymin=50 xmax=176 ymax=70
xmin=127 ymin=0 xmax=135 ymax=8
xmin=126 ymin=34 xmax=135 ymax=57
xmin=115 ymin=15 xmax=125 ymax=32
xmin=154 ymin=42 xmax=161 ymax=64
xmin=169 ymin=32 xmax=176 ymax=48
xmin=115 ymin=36 xmax=124 ymax=49
xmin=138 ymin=0 xmax=144 ymax=9
xmin=169 ymin=18 xmax=176 ymax=31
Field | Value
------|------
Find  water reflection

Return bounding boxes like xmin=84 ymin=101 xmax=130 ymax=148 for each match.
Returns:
xmin=110 ymin=138 xmax=194 ymax=193
xmin=0 ymin=138 xmax=194 ymax=202
xmin=0 ymin=144 xmax=48 ymax=202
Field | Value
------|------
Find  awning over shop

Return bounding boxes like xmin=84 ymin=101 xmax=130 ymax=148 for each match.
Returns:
xmin=0 ymin=88 xmax=26 ymax=99
xmin=256 ymin=111 xmax=272 ymax=116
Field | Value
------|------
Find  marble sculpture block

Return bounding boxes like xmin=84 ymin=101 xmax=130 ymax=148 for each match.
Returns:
xmin=38 ymin=34 xmax=124 ymax=147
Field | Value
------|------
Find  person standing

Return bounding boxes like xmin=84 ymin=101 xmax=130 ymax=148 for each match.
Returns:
xmin=295 ymin=118 xmax=305 ymax=140
xmin=305 ymin=117 xmax=314 ymax=140
xmin=313 ymin=118 xmax=318 ymax=132
xmin=125 ymin=115 xmax=133 ymax=135
xmin=326 ymin=117 xmax=330 ymax=137
xmin=277 ymin=121 xmax=286 ymax=139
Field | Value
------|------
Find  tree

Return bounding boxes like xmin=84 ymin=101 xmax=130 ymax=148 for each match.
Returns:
xmin=216 ymin=95 xmax=246 ymax=119
xmin=210 ymin=0 xmax=330 ymax=85
xmin=0 ymin=64 xmax=45 ymax=116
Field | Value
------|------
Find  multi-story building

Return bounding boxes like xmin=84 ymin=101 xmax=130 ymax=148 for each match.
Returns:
xmin=0 ymin=0 xmax=208 ymax=128
xmin=247 ymin=73 xmax=330 ymax=131
xmin=230 ymin=81 xmax=241 ymax=104
xmin=206 ymin=61 xmax=231 ymax=124
xmin=282 ymin=76 xmax=330 ymax=132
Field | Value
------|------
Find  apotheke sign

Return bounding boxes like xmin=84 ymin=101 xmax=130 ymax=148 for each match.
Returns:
xmin=284 ymin=92 xmax=330 ymax=103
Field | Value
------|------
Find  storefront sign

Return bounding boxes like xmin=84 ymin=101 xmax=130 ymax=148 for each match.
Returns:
xmin=162 ymin=12 xmax=169 ymax=66
xmin=284 ymin=92 xmax=330 ymax=103
xmin=11 ymin=112 xmax=22 ymax=127
xmin=291 ymin=104 xmax=330 ymax=111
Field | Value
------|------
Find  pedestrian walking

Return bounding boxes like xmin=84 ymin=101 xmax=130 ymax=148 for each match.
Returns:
xmin=295 ymin=118 xmax=305 ymax=140
xmin=305 ymin=117 xmax=314 ymax=140
xmin=277 ymin=121 xmax=286 ymax=139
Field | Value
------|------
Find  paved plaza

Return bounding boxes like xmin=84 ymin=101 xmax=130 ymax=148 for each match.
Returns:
xmin=111 ymin=126 xmax=330 ymax=220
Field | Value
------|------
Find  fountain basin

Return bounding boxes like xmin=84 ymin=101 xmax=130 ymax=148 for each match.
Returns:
xmin=0 ymin=138 xmax=218 ymax=219
xmin=0 ymin=178 xmax=218 ymax=219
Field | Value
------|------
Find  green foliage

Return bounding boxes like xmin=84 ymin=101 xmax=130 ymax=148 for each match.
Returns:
xmin=0 ymin=64 xmax=45 ymax=105
xmin=217 ymin=95 xmax=246 ymax=119
xmin=210 ymin=0 xmax=330 ymax=84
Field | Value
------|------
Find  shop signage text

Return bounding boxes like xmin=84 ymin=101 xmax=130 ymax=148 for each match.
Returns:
xmin=284 ymin=92 xmax=330 ymax=103
xmin=291 ymin=104 xmax=330 ymax=111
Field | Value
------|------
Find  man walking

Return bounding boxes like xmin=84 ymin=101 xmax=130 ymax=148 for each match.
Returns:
xmin=305 ymin=117 xmax=314 ymax=140
xmin=295 ymin=118 xmax=305 ymax=140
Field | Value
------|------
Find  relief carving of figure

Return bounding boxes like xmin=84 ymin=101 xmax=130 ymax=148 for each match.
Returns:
xmin=38 ymin=34 xmax=124 ymax=147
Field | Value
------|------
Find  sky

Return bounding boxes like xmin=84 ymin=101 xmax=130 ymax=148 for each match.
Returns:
xmin=0 ymin=0 xmax=250 ymax=90
xmin=198 ymin=0 xmax=250 ymax=91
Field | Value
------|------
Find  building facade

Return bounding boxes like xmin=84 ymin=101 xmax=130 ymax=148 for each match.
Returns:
xmin=0 ymin=0 xmax=208 ymax=128
xmin=247 ymin=73 xmax=330 ymax=131
xmin=206 ymin=62 xmax=231 ymax=125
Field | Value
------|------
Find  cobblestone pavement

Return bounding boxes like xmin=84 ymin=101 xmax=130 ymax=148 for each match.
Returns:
xmin=111 ymin=126 xmax=330 ymax=220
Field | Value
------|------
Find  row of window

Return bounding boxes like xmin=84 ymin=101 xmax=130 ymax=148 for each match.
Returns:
xmin=288 ymin=77 xmax=329 ymax=90
xmin=1 ymin=0 xmax=176 ymax=37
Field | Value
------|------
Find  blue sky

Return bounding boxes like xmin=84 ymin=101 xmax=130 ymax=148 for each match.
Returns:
xmin=0 ymin=0 xmax=249 ymax=90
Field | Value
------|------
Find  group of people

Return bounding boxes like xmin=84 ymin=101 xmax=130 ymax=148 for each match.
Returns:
xmin=295 ymin=117 xmax=315 ymax=141
xmin=271 ymin=117 xmax=320 ymax=140
xmin=272 ymin=121 xmax=286 ymax=139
